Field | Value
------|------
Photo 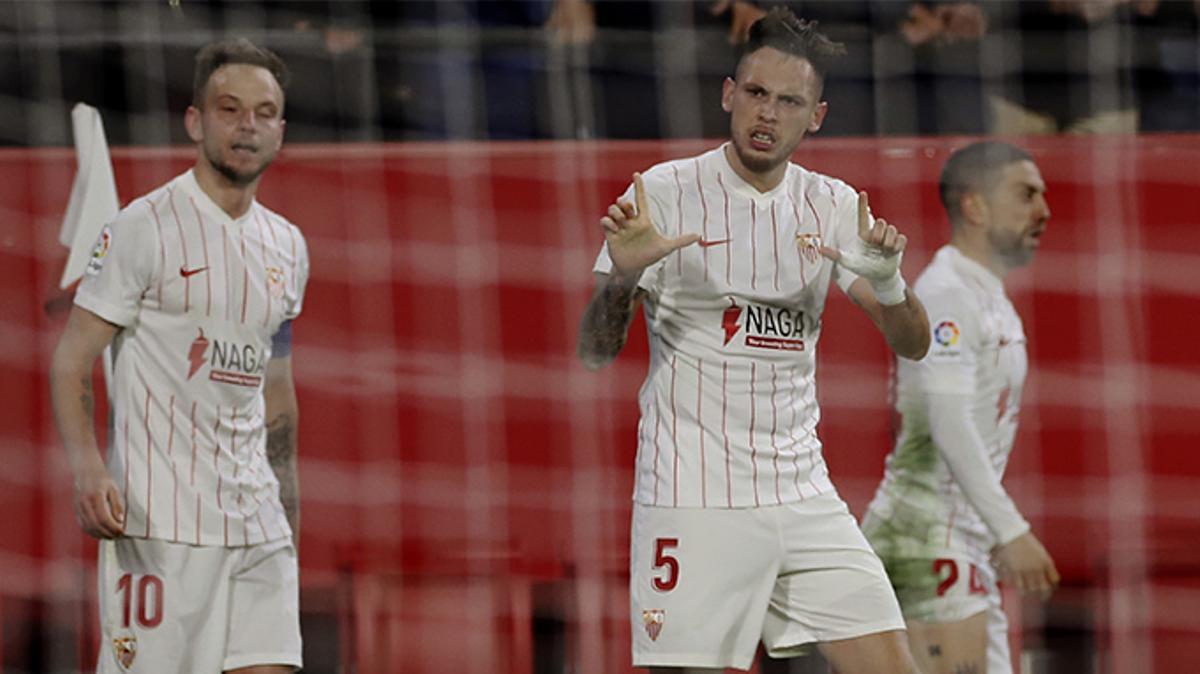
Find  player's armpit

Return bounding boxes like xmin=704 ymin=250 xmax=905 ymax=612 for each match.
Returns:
xmin=576 ymin=272 xmax=646 ymax=370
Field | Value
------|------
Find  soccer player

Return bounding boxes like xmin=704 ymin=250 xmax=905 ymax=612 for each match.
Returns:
xmin=577 ymin=9 xmax=930 ymax=673
xmin=861 ymin=141 xmax=1059 ymax=674
xmin=50 ymin=39 xmax=307 ymax=673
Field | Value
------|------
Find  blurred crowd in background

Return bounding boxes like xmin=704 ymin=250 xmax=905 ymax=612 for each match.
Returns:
xmin=2 ymin=0 xmax=1199 ymax=147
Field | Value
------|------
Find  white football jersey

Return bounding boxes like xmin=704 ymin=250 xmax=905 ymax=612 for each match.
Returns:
xmin=75 ymin=169 xmax=309 ymax=547
xmin=594 ymin=145 xmax=864 ymax=508
xmin=865 ymin=245 xmax=1028 ymax=561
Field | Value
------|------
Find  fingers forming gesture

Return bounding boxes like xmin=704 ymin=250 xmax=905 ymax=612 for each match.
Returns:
xmin=819 ymin=191 xmax=906 ymax=284
xmin=602 ymin=173 xmax=700 ymax=279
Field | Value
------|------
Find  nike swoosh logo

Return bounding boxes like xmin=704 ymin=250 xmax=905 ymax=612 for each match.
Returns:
xmin=180 ymin=266 xmax=209 ymax=278
xmin=698 ymin=238 xmax=731 ymax=248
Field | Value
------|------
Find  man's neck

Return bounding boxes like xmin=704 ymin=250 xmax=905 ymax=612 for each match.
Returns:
xmin=192 ymin=160 xmax=257 ymax=219
xmin=950 ymin=234 xmax=1008 ymax=281
xmin=723 ymin=144 xmax=786 ymax=193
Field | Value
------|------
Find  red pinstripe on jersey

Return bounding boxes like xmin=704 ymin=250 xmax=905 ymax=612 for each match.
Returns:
xmin=770 ymin=363 xmax=781 ymax=505
xmin=189 ymin=198 xmax=213 ymax=317
xmin=718 ymin=172 xmax=731 ymax=284
xmin=255 ymin=211 xmax=273 ymax=328
xmin=167 ymin=394 xmax=177 ymax=542
xmin=652 ymin=389 xmax=662 ymax=505
xmin=749 ymin=199 xmax=758 ymax=290
xmin=141 ymin=375 xmax=152 ymax=538
xmin=770 ymin=200 xmax=780 ymax=291
xmin=122 ymin=417 xmax=130 ymax=527
xmin=697 ymin=358 xmax=706 ymax=507
xmin=149 ymin=201 xmax=166 ymax=308
xmin=167 ymin=190 xmax=192 ymax=313
xmin=239 ymin=228 xmax=249 ymax=324
xmin=722 ymin=361 xmax=732 ymax=507
xmin=749 ymin=361 xmax=760 ymax=507
xmin=788 ymin=366 xmax=805 ymax=501
xmin=788 ymin=193 xmax=808 ymax=289
xmin=695 ymin=159 xmax=710 ymax=282
xmin=221 ymin=226 xmax=231 ymax=321
xmin=670 ymin=354 xmax=679 ymax=507
xmin=213 ymin=404 xmax=226 ymax=546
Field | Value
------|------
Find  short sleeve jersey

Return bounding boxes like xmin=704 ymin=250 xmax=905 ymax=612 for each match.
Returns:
xmin=75 ymin=169 xmax=310 ymax=547
xmin=866 ymin=245 xmax=1027 ymax=560
xmin=593 ymin=144 xmax=865 ymax=508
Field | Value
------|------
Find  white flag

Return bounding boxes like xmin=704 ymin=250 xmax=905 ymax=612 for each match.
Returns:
xmin=59 ymin=103 xmax=120 ymax=289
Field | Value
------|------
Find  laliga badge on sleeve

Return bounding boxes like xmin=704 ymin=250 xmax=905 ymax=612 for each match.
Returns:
xmin=85 ymin=225 xmax=112 ymax=276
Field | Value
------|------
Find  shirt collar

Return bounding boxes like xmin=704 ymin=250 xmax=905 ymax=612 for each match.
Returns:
xmin=714 ymin=142 xmax=793 ymax=202
xmin=941 ymin=245 xmax=1005 ymax=295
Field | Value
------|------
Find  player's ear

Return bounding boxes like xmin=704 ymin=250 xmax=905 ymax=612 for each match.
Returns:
xmin=184 ymin=106 xmax=203 ymax=143
xmin=961 ymin=192 xmax=987 ymax=225
xmin=808 ymin=101 xmax=828 ymax=133
xmin=721 ymin=77 xmax=736 ymax=113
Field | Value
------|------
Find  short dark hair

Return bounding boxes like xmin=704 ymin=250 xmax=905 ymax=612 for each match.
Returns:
xmin=738 ymin=8 xmax=847 ymax=86
xmin=192 ymin=38 xmax=290 ymax=107
xmin=939 ymin=141 xmax=1034 ymax=225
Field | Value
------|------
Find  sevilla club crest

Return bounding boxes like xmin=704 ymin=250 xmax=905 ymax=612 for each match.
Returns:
xmin=642 ymin=609 xmax=665 ymax=641
xmin=112 ymin=632 xmax=137 ymax=669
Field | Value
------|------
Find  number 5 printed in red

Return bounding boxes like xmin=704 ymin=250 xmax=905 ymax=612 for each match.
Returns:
xmin=653 ymin=538 xmax=679 ymax=592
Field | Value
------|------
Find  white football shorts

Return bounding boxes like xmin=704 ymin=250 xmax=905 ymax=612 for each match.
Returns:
xmin=96 ymin=536 xmax=302 ymax=673
xmin=630 ymin=491 xmax=906 ymax=670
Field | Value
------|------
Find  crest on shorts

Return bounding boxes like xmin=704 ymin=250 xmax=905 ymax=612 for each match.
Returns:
xmin=112 ymin=632 xmax=137 ymax=669
xmin=642 ymin=609 xmax=665 ymax=641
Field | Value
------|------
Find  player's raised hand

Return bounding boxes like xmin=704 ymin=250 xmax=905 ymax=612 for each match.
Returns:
xmin=602 ymin=172 xmax=700 ymax=279
xmin=73 ymin=457 xmax=125 ymax=539
xmin=992 ymin=531 xmax=1060 ymax=600
xmin=819 ymin=191 xmax=906 ymax=285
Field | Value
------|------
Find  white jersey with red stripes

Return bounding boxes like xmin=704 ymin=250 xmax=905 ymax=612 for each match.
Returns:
xmin=865 ymin=245 xmax=1027 ymax=563
xmin=594 ymin=144 xmax=864 ymax=508
xmin=75 ymin=169 xmax=309 ymax=547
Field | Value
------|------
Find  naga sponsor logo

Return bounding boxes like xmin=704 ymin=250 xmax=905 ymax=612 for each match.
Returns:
xmin=720 ymin=297 xmax=809 ymax=351
xmin=184 ymin=328 xmax=265 ymax=387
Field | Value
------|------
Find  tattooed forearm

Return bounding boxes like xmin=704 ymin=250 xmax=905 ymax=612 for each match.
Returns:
xmin=577 ymin=279 xmax=644 ymax=370
xmin=79 ymin=376 xmax=94 ymax=423
xmin=266 ymin=412 xmax=299 ymax=537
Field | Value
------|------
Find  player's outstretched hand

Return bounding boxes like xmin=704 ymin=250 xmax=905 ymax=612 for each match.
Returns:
xmin=819 ymin=191 xmax=906 ymax=285
xmin=73 ymin=458 xmax=125 ymax=539
xmin=602 ymin=172 xmax=700 ymax=280
xmin=992 ymin=531 xmax=1060 ymax=600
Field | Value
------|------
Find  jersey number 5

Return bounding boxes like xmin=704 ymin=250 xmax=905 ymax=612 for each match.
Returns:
xmin=117 ymin=573 xmax=164 ymax=629
xmin=653 ymin=538 xmax=680 ymax=592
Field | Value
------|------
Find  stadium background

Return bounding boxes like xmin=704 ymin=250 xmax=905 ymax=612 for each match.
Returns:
xmin=1 ymin=2 xmax=1198 ymax=673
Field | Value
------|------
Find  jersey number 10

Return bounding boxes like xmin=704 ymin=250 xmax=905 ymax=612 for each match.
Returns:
xmin=116 ymin=573 xmax=165 ymax=629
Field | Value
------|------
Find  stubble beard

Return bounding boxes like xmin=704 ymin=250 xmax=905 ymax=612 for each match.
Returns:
xmin=730 ymin=133 xmax=796 ymax=176
xmin=204 ymin=142 xmax=272 ymax=188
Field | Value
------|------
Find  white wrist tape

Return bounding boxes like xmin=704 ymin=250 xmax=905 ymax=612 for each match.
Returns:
xmin=871 ymin=272 xmax=907 ymax=306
